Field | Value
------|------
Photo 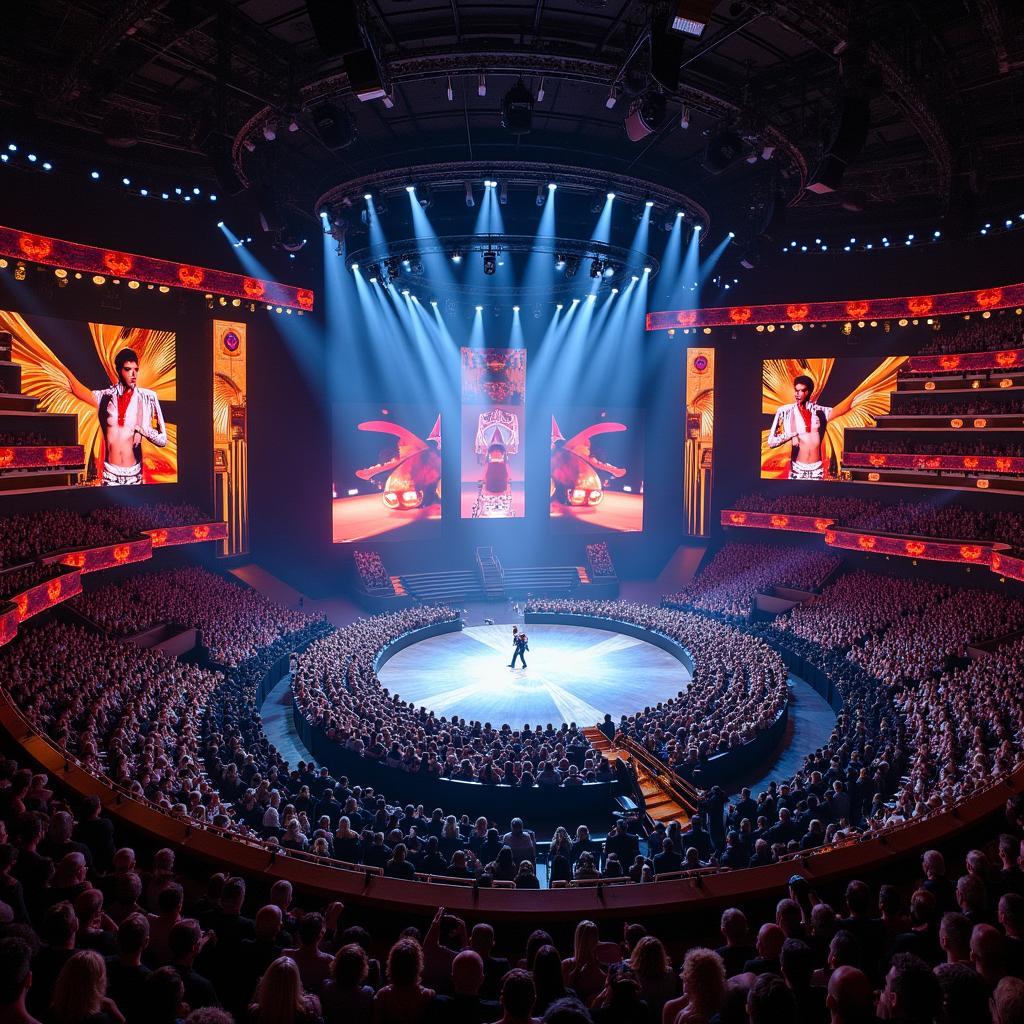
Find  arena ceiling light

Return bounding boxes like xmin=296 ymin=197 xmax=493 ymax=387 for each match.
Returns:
xmin=669 ymin=0 xmax=713 ymax=36
xmin=483 ymin=250 xmax=497 ymax=275
xmin=500 ymin=79 xmax=534 ymax=135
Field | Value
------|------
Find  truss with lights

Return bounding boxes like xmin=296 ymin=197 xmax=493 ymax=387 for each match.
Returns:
xmin=646 ymin=280 xmax=1024 ymax=331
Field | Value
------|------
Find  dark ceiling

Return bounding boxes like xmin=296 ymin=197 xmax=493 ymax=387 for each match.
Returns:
xmin=2 ymin=0 xmax=1023 ymax=251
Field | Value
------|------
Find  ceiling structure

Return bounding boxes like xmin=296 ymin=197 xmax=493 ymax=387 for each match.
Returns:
xmin=2 ymin=0 xmax=1023 ymax=260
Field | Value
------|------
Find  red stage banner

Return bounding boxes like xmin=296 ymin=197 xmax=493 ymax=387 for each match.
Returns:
xmin=0 ymin=225 xmax=314 ymax=312
xmin=0 ymin=445 xmax=85 ymax=471
xmin=50 ymin=538 xmax=153 ymax=574
xmin=993 ymin=551 xmax=1024 ymax=583
xmin=721 ymin=509 xmax=835 ymax=533
xmin=12 ymin=570 xmax=83 ymax=623
xmin=647 ymin=281 xmax=1024 ymax=331
xmin=844 ymin=452 xmax=1024 ymax=475
xmin=144 ymin=521 xmax=228 ymax=547
xmin=824 ymin=528 xmax=1000 ymax=567
xmin=905 ymin=349 xmax=1024 ymax=374
xmin=0 ymin=604 xmax=17 ymax=647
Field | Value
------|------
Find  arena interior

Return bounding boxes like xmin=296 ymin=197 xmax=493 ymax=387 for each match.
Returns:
xmin=2 ymin=3 xmax=1024 ymax=1023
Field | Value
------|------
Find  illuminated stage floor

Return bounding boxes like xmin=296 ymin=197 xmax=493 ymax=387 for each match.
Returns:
xmin=378 ymin=622 xmax=691 ymax=728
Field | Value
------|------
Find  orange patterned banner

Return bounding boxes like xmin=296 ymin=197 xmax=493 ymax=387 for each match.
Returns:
xmin=906 ymin=349 xmax=1024 ymax=373
xmin=0 ymin=605 xmax=17 ymax=647
xmin=647 ymin=281 xmax=1024 ymax=330
xmin=721 ymin=510 xmax=835 ymax=533
xmin=51 ymin=538 xmax=152 ymax=574
xmin=144 ymin=522 xmax=228 ymax=547
xmin=824 ymin=528 xmax=999 ymax=567
xmin=0 ymin=445 xmax=85 ymax=471
xmin=844 ymin=452 xmax=1024 ymax=475
xmin=12 ymin=570 xmax=83 ymax=623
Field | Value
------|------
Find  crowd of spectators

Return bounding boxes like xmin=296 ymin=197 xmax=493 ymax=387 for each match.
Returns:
xmin=845 ymin=435 xmax=1024 ymax=459
xmin=353 ymin=551 xmax=391 ymax=591
xmin=291 ymin=606 xmax=603 ymax=786
xmin=0 ymin=503 xmax=211 ymax=568
xmin=69 ymin=567 xmax=325 ymax=667
xmin=663 ymin=543 xmax=841 ymax=618
xmin=889 ymin=395 xmax=1024 ymax=416
xmin=910 ymin=317 xmax=1023 ymax=357
xmin=7 ymin=744 xmax=1024 ymax=1024
xmin=0 ymin=430 xmax=49 ymax=446
xmin=586 ymin=543 xmax=616 ymax=579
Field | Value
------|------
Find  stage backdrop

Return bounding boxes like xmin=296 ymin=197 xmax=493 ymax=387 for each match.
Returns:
xmin=548 ymin=407 xmax=644 ymax=532
xmin=2 ymin=310 xmax=177 ymax=487
xmin=332 ymin=403 xmax=443 ymax=543
xmin=460 ymin=348 xmax=526 ymax=519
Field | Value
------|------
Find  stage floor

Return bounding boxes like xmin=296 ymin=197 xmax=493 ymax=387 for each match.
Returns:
xmin=378 ymin=622 xmax=691 ymax=727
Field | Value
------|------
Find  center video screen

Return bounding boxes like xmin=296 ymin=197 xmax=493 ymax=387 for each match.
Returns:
xmin=332 ymin=404 xmax=442 ymax=542
xmin=761 ymin=356 xmax=908 ymax=481
xmin=549 ymin=408 xmax=644 ymax=532
xmin=1 ymin=310 xmax=177 ymax=487
xmin=460 ymin=347 xmax=526 ymax=518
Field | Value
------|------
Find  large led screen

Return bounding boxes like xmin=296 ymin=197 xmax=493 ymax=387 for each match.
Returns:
xmin=460 ymin=348 xmax=525 ymax=518
xmin=332 ymin=404 xmax=442 ymax=542
xmin=2 ymin=311 xmax=177 ymax=486
xmin=761 ymin=357 xmax=907 ymax=481
xmin=548 ymin=408 xmax=644 ymax=531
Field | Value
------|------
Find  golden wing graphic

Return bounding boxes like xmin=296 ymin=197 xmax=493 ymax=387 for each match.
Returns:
xmin=89 ymin=324 xmax=176 ymax=398
xmin=213 ymin=372 xmax=244 ymax=439
xmin=824 ymin=356 xmax=908 ymax=470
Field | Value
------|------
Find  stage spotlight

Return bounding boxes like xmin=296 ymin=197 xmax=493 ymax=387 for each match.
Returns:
xmin=500 ymin=79 xmax=534 ymax=135
xmin=680 ymin=105 xmax=690 ymax=129
xmin=451 ymin=251 xmax=463 ymax=263
xmin=564 ymin=255 xmax=580 ymax=278
xmin=350 ymin=262 xmax=359 ymax=271
xmin=484 ymin=179 xmax=496 ymax=188
xmin=669 ymin=0 xmax=712 ymax=35
xmin=606 ymin=86 xmax=619 ymax=109
xmin=475 ymin=304 xmax=483 ymax=312
xmin=243 ymin=138 xmax=256 ymax=153
xmin=645 ymin=199 xmax=655 ymax=208
xmin=590 ymin=257 xmax=606 ymax=279
xmin=625 ymin=93 xmax=666 ymax=142
xmin=603 ymin=264 xmax=616 ymax=277
xmin=363 ymin=192 xmax=372 ymax=201
xmin=262 ymin=120 xmax=277 ymax=141
xmin=91 ymin=171 xmax=100 ymax=179
xmin=483 ymin=250 xmax=497 ymax=275
xmin=607 ymin=191 xmax=616 ymax=200
xmin=555 ymin=253 xmax=566 ymax=269
xmin=513 ymin=305 xmax=520 ymax=313
xmin=385 ymin=257 xmax=401 ymax=278
xmin=405 ymin=184 xmax=415 ymax=193
xmin=464 ymin=182 xmax=475 ymax=207
xmin=477 ymin=74 xmax=486 ymax=97
xmin=536 ymin=184 xmax=546 ymax=206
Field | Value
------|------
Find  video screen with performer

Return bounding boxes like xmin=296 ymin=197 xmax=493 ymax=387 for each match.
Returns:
xmin=549 ymin=407 xmax=644 ymax=531
xmin=460 ymin=347 xmax=526 ymax=518
xmin=1 ymin=310 xmax=177 ymax=486
xmin=761 ymin=356 xmax=908 ymax=481
xmin=332 ymin=403 xmax=442 ymax=542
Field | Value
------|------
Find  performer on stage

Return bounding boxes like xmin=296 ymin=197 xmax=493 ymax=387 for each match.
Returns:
xmin=767 ymin=374 xmax=833 ymax=480
xmin=92 ymin=347 xmax=167 ymax=485
xmin=509 ymin=625 xmax=528 ymax=669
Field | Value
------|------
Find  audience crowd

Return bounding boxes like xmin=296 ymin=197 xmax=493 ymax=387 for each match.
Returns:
xmin=0 ymin=563 xmax=67 ymax=602
xmin=0 ymin=503 xmax=211 ymax=569
xmin=911 ymin=317 xmax=1023 ymax=357
xmin=586 ymin=544 xmax=616 ymax=580
xmin=845 ymin=436 xmax=1024 ymax=459
xmin=69 ymin=567 xmax=324 ymax=667
xmin=353 ymin=551 xmax=391 ymax=591
xmin=663 ymin=544 xmax=841 ymax=617
xmin=889 ymin=395 xmax=1024 ymax=416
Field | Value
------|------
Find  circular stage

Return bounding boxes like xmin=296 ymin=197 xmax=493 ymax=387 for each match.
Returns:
xmin=378 ymin=622 xmax=691 ymax=727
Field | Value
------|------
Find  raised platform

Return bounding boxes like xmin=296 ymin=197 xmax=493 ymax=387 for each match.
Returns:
xmin=378 ymin=622 xmax=692 ymax=727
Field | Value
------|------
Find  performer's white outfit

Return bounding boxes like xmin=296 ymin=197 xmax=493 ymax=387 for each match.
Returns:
xmin=92 ymin=383 xmax=167 ymax=486
xmin=767 ymin=401 xmax=833 ymax=480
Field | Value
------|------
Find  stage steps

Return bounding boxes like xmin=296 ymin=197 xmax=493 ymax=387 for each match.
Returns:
xmin=475 ymin=546 xmax=504 ymax=599
xmin=577 ymin=566 xmax=591 ymax=584
xmin=502 ymin=565 xmax=579 ymax=597
xmin=398 ymin=570 xmax=484 ymax=604
xmin=389 ymin=575 xmax=408 ymax=596
xmin=582 ymin=727 xmax=690 ymax=829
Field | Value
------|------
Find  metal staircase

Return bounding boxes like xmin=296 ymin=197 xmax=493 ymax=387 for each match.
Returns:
xmin=475 ymin=546 xmax=504 ymax=599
